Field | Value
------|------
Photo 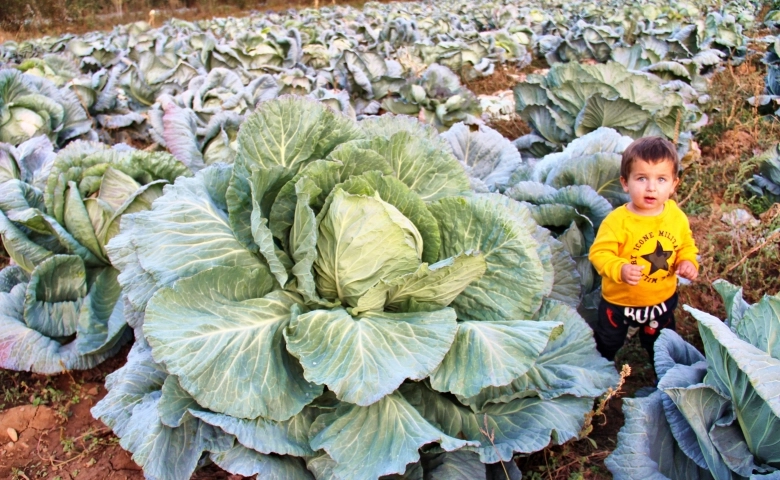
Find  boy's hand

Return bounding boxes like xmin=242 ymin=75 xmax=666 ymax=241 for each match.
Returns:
xmin=621 ymin=264 xmax=644 ymax=285
xmin=676 ymin=260 xmax=698 ymax=281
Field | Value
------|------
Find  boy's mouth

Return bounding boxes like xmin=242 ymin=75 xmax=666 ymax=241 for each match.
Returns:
xmin=644 ymin=197 xmax=656 ymax=203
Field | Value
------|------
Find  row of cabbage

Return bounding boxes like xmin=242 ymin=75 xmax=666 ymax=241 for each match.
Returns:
xmin=0 ymin=0 xmax=767 ymax=163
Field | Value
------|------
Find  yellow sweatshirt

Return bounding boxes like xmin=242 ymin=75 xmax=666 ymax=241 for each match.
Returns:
xmin=588 ymin=200 xmax=699 ymax=307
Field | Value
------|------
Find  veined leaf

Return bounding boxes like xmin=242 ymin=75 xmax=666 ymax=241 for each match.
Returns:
xmin=285 ymin=307 xmax=457 ymax=406
xmin=144 ymin=266 xmax=321 ymax=421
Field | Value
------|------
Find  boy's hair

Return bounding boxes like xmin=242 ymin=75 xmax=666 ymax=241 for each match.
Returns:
xmin=620 ymin=136 xmax=680 ymax=179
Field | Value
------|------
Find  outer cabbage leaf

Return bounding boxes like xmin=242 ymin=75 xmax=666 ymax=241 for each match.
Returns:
xmin=117 ymin=392 xmax=233 ymax=480
xmin=401 ymin=381 xmax=592 ymax=464
xmin=193 ymin=405 xmax=316 ymax=458
xmin=426 ymin=451 xmax=485 ymax=479
xmin=442 ymin=123 xmax=523 ymax=192
xmin=733 ymin=295 xmax=780 ymax=358
xmin=106 ymin=164 xmax=263 ymax=313
xmin=687 ymin=307 xmax=780 ymax=467
xmin=460 ymin=301 xmax=619 ymax=409
xmin=606 ymin=390 xmax=713 ymax=480
xmin=712 ymin=279 xmax=749 ymax=329
xmin=144 ymin=266 xmax=321 ymax=421
xmin=210 ymin=443 xmax=314 ymax=479
xmin=429 ymin=319 xmax=563 ymax=398
xmin=286 ymin=307 xmax=457 ymax=406
xmin=428 ymin=195 xmax=547 ymax=320
xmin=309 ymin=391 xmax=477 ymax=480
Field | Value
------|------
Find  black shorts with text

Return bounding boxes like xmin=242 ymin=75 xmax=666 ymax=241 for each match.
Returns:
xmin=593 ymin=292 xmax=678 ymax=361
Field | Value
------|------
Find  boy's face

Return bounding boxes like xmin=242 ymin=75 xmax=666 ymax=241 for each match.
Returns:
xmin=620 ymin=158 xmax=679 ymax=216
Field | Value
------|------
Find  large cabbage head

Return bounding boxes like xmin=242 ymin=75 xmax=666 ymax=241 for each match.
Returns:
xmin=0 ymin=69 xmax=93 ymax=147
xmin=513 ymin=61 xmax=699 ymax=156
xmin=382 ymin=64 xmax=482 ymax=131
xmin=93 ymin=97 xmax=618 ymax=480
xmin=0 ymin=142 xmax=187 ymax=374
xmin=607 ymin=280 xmax=780 ymax=479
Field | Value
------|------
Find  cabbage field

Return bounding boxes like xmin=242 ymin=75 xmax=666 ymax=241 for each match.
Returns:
xmin=0 ymin=0 xmax=779 ymax=478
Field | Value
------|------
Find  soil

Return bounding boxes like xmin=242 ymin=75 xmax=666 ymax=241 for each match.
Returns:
xmin=0 ymin=345 xmax=247 ymax=479
xmin=0 ymin=345 xmax=143 ymax=480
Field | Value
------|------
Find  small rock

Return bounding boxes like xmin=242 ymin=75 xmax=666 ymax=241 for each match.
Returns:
xmin=87 ymin=387 xmax=99 ymax=396
xmin=6 ymin=428 xmax=17 ymax=442
xmin=6 ymin=441 xmax=14 ymax=450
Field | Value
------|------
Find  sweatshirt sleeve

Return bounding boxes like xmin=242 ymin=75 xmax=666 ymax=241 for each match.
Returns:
xmin=588 ymin=221 xmax=629 ymax=284
xmin=675 ymin=214 xmax=699 ymax=270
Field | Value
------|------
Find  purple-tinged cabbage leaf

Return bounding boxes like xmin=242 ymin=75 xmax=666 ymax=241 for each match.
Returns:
xmin=607 ymin=281 xmax=780 ymax=479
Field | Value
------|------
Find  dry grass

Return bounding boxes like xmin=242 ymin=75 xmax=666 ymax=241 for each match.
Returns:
xmin=679 ymin=49 xmax=780 ymax=216
xmin=675 ymin=47 xmax=780 ymax=314
xmin=696 ymin=54 xmax=780 ymax=154
xmin=463 ymin=64 xmax=531 ymax=96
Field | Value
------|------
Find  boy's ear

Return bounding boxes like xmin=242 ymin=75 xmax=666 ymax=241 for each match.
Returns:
xmin=620 ymin=176 xmax=629 ymax=192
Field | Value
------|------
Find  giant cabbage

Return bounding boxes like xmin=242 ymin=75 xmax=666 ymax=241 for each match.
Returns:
xmin=93 ymin=96 xmax=618 ymax=480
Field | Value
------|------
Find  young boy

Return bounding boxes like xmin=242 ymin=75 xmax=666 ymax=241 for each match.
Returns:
xmin=589 ymin=136 xmax=699 ymax=361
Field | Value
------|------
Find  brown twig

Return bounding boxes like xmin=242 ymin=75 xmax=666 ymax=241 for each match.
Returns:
xmin=543 ymin=448 xmax=552 ymax=480
xmin=722 ymin=229 xmax=780 ymax=275
xmin=678 ymin=180 xmax=701 ymax=207
xmin=580 ymin=363 xmax=631 ymax=437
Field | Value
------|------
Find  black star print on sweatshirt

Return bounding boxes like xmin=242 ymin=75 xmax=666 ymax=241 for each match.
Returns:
xmin=641 ymin=240 xmax=673 ymax=276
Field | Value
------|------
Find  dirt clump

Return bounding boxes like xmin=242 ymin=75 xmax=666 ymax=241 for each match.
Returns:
xmin=700 ymin=129 xmax=758 ymax=162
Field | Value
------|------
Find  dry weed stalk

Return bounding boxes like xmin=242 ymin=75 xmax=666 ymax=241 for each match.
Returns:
xmin=722 ymin=229 xmax=780 ymax=275
xmin=678 ymin=180 xmax=701 ymax=207
xmin=672 ymin=109 xmax=682 ymax=144
xmin=479 ymin=414 xmax=511 ymax=480
xmin=579 ymin=363 xmax=631 ymax=438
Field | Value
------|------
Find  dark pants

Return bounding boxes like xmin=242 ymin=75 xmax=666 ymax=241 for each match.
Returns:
xmin=593 ymin=293 xmax=678 ymax=361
